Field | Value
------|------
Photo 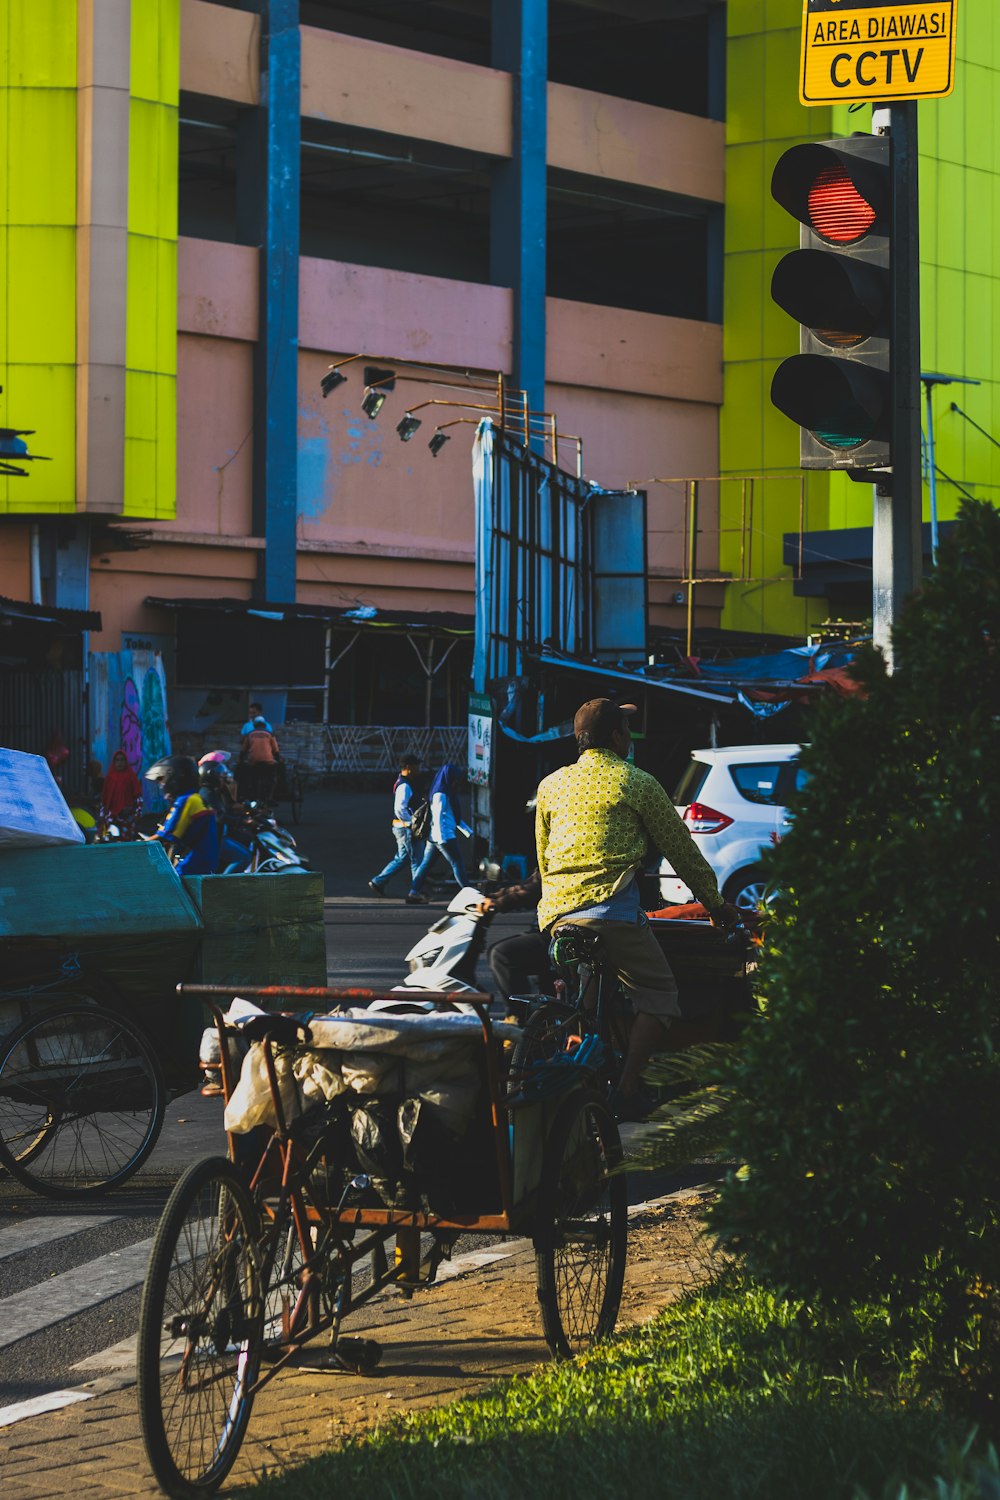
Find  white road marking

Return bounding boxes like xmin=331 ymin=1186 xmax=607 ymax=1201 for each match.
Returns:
xmin=0 ymin=1388 xmax=95 ymax=1427
xmin=0 ymin=1214 xmax=122 ymax=1262
xmin=434 ymin=1247 xmax=514 ymax=1281
xmin=0 ymin=1235 xmax=154 ymax=1351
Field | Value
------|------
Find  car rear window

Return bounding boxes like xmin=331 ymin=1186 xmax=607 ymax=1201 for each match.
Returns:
xmin=672 ymin=760 xmax=710 ymax=805
xmin=728 ymin=762 xmax=786 ymax=805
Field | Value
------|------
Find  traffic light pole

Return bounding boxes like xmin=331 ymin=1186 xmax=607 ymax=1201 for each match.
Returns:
xmin=871 ymin=102 xmax=922 ymax=667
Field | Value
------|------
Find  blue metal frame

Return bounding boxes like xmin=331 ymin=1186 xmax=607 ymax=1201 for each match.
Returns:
xmin=491 ymin=0 xmax=547 ymax=444
xmin=252 ymin=0 xmax=300 ymax=603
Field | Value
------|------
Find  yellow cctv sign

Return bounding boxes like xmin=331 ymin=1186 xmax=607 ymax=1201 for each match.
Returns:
xmin=800 ymin=0 xmax=957 ymax=105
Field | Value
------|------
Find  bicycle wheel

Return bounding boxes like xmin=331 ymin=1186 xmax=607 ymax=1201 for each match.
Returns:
xmin=138 ymin=1156 xmax=265 ymax=1498
xmin=261 ymin=1213 xmax=308 ymax=1355
xmin=535 ymin=1091 xmax=627 ymax=1359
xmin=0 ymin=1003 xmax=165 ymax=1198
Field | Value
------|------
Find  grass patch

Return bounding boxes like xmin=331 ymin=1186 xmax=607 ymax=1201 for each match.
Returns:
xmin=241 ymin=1275 xmax=988 ymax=1500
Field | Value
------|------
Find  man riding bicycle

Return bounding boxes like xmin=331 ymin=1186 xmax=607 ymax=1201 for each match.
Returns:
xmin=535 ymin=698 xmax=739 ymax=1118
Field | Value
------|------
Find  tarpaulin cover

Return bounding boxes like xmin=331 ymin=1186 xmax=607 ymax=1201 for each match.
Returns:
xmin=694 ymin=643 xmax=856 ymax=681
xmin=0 ymin=748 xmax=85 ymax=848
xmin=0 ymin=842 xmax=203 ymax=1086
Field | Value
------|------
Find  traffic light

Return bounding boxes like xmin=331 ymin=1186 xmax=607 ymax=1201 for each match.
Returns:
xmin=769 ymin=136 xmax=892 ymax=471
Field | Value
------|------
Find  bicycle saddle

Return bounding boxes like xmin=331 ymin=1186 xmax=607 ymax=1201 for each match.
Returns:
xmin=548 ymin=924 xmax=604 ymax=967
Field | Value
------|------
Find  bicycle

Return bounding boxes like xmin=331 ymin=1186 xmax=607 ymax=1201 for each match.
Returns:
xmin=136 ymin=984 xmax=628 ymax=1498
xmin=0 ymin=964 xmax=166 ymax=1198
xmin=508 ymin=918 xmax=753 ymax=1105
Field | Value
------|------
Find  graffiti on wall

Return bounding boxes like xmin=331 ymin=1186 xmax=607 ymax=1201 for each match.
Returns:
xmin=90 ymin=649 xmax=172 ymax=800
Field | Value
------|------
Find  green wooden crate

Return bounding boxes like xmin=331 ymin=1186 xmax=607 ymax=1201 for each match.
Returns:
xmin=183 ymin=872 xmax=327 ymax=990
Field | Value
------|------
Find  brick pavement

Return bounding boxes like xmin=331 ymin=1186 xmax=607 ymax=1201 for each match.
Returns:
xmin=0 ymin=1192 xmax=716 ymax=1500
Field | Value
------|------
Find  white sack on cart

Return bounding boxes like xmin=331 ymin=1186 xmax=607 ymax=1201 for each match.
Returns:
xmin=224 ymin=1042 xmax=302 ymax=1133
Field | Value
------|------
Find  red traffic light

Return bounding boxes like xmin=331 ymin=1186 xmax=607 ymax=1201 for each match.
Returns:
xmin=807 ymin=164 xmax=877 ymax=243
xmin=771 ymin=140 xmax=889 ymax=243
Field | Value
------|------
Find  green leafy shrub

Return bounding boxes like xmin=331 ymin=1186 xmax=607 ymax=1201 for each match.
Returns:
xmin=709 ymin=500 xmax=1000 ymax=1424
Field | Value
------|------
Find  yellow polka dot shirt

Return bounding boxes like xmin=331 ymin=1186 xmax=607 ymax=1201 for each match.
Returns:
xmin=535 ymin=748 xmax=724 ymax=931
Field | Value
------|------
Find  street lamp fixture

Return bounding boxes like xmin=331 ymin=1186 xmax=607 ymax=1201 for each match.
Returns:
xmin=396 ymin=413 xmax=422 ymax=442
xmin=320 ymin=367 xmax=348 ymax=397
xmin=361 ymin=386 xmax=388 ymax=420
xmin=428 ymin=432 xmax=450 ymax=457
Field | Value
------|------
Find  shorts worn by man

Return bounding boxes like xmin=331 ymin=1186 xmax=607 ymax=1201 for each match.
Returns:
xmin=535 ymin=698 xmax=738 ymax=1109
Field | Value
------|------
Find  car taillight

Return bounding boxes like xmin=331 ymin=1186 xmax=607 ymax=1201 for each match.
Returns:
xmin=683 ymin=801 xmax=734 ymax=834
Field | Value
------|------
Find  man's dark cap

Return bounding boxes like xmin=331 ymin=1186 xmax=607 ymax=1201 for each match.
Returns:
xmin=573 ymin=698 xmax=638 ymax=738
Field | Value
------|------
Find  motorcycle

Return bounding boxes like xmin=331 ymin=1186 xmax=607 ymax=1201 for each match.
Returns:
xmin=399 ymin=879 xmax=756 ymax=1036
xmin=398 ymin=885 xmax=496 ymax=996
xmin=220 ymin=805 xmax=310 ymax=875
xmin=198 ymin=753 xmax=308 ymax=875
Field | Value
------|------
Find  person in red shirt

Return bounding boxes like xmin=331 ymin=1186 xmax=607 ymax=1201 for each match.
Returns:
xmin=98 ymin=750 xmax=143 ymax=840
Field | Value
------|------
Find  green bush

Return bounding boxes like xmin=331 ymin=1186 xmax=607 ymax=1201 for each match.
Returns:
xmin=708 ymin=500 xmax=1000 ymax=1423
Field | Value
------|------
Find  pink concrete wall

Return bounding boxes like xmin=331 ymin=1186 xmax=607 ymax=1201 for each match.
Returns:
xmin=179 ymin=240 xmax=258 ymax=342
xmin=180 ymin=19 xmax=725 ymax=208
xmin=300 ymin=28 xmax=511 ymax=158
xmin=168 ymin=334 xmax=254 ymax=538
xmin=548 ymin=83 xmax=725 ymax=203
xmin=90 ymin=542 xmax=257 ymax=651
xmin=180 ymin=0 xmax=258 ymax=105
xmin=0 ymin=525 xmax=30 ymax=602
xmin=90 ymin=242 xmax=725 ymax=655
xmin=299 ymin=256 xmax=511 ymax=376
xmin=547 ymin=297 xmax=723 ymax=405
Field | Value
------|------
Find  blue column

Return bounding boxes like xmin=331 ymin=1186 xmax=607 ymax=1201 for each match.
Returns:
xmin=252 ymin=0 xmax=300 ymax=603
xmin=491 ymin=0 xmax=547 ymax=446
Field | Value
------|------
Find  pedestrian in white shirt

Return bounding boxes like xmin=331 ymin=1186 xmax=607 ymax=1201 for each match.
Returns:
xmin=406 ymin=762 xmax=470 ymax=904
xmin=368 ymin=754 xmax=425 ymax=897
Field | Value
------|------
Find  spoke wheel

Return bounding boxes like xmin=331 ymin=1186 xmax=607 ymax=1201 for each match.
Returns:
xmin=138 ymin=1157 xmax=264 ymax=1497
xmin=535 ymin=1092 xmax=627 ymax=1359
xmin=261 ymin=1213 xmax=309 ymax=1356
xmin=0 ymin=1003 xmax=165 ymax=1198
xmin=723 ymin=866 xmax=769 ymax=912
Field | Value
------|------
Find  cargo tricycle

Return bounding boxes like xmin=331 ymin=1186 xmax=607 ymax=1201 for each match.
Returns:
xmin=136 ymin=983 xmax=628 ymax=1498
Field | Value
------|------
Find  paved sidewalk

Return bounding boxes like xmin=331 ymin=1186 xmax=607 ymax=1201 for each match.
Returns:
xmin=0 ymin=1190 xmax=717 ymax=1500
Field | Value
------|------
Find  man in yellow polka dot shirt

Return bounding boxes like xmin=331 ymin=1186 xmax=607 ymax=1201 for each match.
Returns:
xmin=536 ymin=698 xmax=739 ymax=1114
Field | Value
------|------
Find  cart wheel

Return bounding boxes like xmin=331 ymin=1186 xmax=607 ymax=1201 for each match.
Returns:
xmin=534 ymin=1091 xmax=627 ymax=1359
xmin=261 ymin=1213 xmax=308 ymax=1356
xmin=138 ymin=1156 xmax=264 ymax=1498
xmin=290 ymin=772 xmax=304 ymax=826
xmin=0 ymin=1003 xmax=165 ymax=1198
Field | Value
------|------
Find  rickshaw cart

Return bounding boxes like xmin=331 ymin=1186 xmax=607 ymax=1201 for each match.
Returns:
xmin=136 ymin=983 xmax=628 ymax=1500
xmin=0 ymin=843 xmax=204 ymax=1198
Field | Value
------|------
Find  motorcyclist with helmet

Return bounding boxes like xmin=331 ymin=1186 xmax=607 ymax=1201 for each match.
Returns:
xmin=146 ymin=755 xmax=220 ymax=876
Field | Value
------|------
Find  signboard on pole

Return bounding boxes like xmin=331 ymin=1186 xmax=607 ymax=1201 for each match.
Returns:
xmin=799 ymin=0 xmax=957 ymax=106
xmin=467 ymin=693 xmax=493 ymax=787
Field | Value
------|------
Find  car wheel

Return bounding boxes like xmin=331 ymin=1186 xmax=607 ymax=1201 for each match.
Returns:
xmin=723 ymin=866 xmax=769 ymax=911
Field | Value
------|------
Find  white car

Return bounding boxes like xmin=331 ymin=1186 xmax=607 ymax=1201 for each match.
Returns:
xmin=657 ymin=744 xmax=804 ymax=910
